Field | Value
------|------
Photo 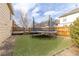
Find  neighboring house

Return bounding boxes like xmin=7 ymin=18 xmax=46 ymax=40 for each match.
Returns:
xmin=58 ymin=8 xmax=79 ymax=27
xmin=12 ymin=20 xmax=24 ymax=31
xmin=34 ymin=21 xmax=49 ymax=31
xmin=57 ymin=8 xmax=79 ymax=36
xmin=0 ymin=3 xmax=14 ymax=44
xmin=34 ymin=20 xmax=58 ymax=31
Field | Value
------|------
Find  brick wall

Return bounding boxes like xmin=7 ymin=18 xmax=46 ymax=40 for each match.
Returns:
xmin=0 ymin=3 xmax=12 ymax=44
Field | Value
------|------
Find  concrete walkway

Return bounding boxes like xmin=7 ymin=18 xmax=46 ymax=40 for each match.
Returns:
xmin=49 ymin=37 xmax=79 ymax=56
xmin=55 ymin=46 xmax=79 ymax=56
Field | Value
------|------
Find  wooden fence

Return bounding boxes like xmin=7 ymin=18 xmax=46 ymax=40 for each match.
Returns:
xmin=56 ymin=27 xmax=70 ymax=36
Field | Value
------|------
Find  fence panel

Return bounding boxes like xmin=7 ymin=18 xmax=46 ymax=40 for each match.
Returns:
xmin=56 ymin=27 xmax=70 ymax=36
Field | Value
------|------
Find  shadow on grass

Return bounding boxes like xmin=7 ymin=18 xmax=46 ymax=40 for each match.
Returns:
xmin=31 ymin=35 xmax=57 ymax=40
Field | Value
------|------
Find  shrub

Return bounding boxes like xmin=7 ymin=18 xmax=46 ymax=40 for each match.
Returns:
xmin=70 ymin=18 xmax=79 ymax=46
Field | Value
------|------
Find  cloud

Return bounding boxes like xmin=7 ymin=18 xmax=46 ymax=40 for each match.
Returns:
xmin=44 ymin=11 xmax=55 ymax=16
xmin=32 ymin=7 xmax=40 ymax=13
xmin=44 ymin=10 xmax=61 ymax=16
xmin=31 ymin=7 xmax=40 ymax=17
xmin=31 ymin=13 xmax=39 ymax=17
xmin=13 ymin=3 xmax=36 ymax=13
xmin=35 ymin=15 xmax=49 ymax=23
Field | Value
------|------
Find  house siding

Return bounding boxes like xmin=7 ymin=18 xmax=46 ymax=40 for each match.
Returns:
xmin=59 ymin=13 xmax=79 ymax=26
xmin=0 ymin=3 xmax=12 ymax=44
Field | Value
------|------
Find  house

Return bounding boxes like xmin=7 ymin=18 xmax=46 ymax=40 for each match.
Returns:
xmin=0 ymin=3 xmax=14 ymax=44
xmin=12 ymin=20 xmax=24 ymax=31
xmin=58 ymin=8 xmax=79 ymax=27
xmin=34 ymin=21 xmax=49 ymax=31
xmin=34 ymin=20 xmax=58 ymax=31
xmin=57 ymin=8 xmax=79 ymax=36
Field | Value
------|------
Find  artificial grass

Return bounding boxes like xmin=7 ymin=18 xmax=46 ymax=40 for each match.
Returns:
xmin=13 ymin=35 xmax=71 ymax=56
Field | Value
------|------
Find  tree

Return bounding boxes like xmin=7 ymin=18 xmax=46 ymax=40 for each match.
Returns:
xmin=20 ymin=10 xmax=27 ymax=33
xmin=70 ymin=17 xmax=79 ymax=46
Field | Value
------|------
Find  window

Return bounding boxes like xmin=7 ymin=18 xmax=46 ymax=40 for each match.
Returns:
xmin=63 ymin=18 xmax=66 ymax=22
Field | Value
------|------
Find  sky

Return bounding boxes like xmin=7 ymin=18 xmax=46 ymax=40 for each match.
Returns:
xmin=13 ymin=3 xmax=79 ymax=27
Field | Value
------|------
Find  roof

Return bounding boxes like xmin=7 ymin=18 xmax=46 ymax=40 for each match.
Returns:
xmin=7 ymin=3 xmax=14 ymax=15
xmin=59 ymin=8 xmax=79 ymax=18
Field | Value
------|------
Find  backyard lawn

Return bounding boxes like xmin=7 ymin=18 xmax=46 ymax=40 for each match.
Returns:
xmin=13 ymin=35 xmax=72 ymax=56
